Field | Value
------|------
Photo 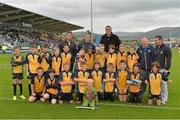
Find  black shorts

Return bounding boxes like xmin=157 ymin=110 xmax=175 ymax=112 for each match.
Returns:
xmin=148 ymin=93 xmax=161 ymax=100
xmin=47 ymin=93 xmax=58 ymax=100
xmin=34 ymin=92 xmax=43 ymax=100
xmin=60 ymin=93 xmax=73 ymax=101
xmin=27 ymin=73 xmax=36 ymax=80
xmin=12 ymin=73 xmax=23 ymax=79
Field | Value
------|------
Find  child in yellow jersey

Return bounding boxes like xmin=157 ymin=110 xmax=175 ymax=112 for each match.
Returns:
xmin=44 ymin=69 xmax=59 ymax=104
xmin=11 ymin=46 xmax=26 ymax=100
xmin=52 ymin=48 xmax=61 ymax=79
xmin=117 ymin=43 xmax=127 ymax=70
xmin=106 ymin=44 xmax=117 ymax=72
xmin=116 ymin=60 xmax=129 ymax=102
xmin=91 ymin=61 xmax=104 ymax=102
xmin=104 ymin=63 xmax=116 ymax=101
xmin=59 ymin=62 xmax=74 ymax=104
xmin=61 ymin=44 xmax=72 ymax=71
xmin=127 ymin=45 xmax=139 ymax=72
xmin=95 ymin=44 xmax=106 ymax=71
xmin=146 ymin=62 xmax=167 ymax=106
xmin=74 ymin=48 xmax=86 ymax=71
xmin=84 ymin=48 xmax=94 ymax=71
xmin=40 ymin=43 xmax=52 ymax=78
xmin=25 ymin=44 xmax=41 ymax=95
xmin=29 ymin=67 xmax=46 ymax=102
xmin=127 ymin=63 xmax=143 ymax=104
xmin=74 ymin=61 xmax=90 ymax=103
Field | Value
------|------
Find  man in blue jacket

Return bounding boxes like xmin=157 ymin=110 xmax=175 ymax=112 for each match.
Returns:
xmin=137 ymin=37 xmax=155 ymax=95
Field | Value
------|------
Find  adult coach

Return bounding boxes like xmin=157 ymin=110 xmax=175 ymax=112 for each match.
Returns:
xmin=100 ymin=25 xmax=120 ymax=52
xmin=59 ymin=31 xmax=77 ymax=69
xmin=154 ymin=35 xmax=172 ymax=104
xmin=137 ymin=37 xmax=155 ymax=95
xmin=78 ymin=34 xmax=95 ymax=53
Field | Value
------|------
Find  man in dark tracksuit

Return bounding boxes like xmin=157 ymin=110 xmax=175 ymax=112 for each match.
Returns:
xmin=78 ymin=34 xmax=96 ymax=53
xmin=59 ymin=31 xmax=77 ymax=71
xmin=100 ymin=26 xmax=121 ymax=52
xmin=137 ymin=37 xmax=156 ymax=96
xmin=154 ymin=35 xmax=172 ymax=104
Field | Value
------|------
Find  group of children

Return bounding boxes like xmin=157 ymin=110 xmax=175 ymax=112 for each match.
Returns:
xmin=11 ymin=42 xmax=171 ymax=107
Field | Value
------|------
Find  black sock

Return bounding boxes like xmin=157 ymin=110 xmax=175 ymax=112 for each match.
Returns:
xmin=19 ymin=84 xmax=23 ymax=95
xmin=13 ymin=84 xmax=17 ymax=96
xmin=28 ymin=84 xmax=31 ymax=95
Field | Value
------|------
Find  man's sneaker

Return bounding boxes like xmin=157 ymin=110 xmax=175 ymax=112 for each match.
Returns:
xmin=20 ymin=95 xmax=26 ymax=100
xmin=13 ymin=96 xmax=17 ymax=100
xmin=69 ymin=100 xmax=74 ymax=104
xmin=161 ymin=100 xmax=166 ymax=105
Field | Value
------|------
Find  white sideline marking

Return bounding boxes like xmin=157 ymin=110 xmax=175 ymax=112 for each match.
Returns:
xmin=99 ymin=103 xmax=180 ymax=110
xmin=0 ymin=97 xmax=180 ymax=110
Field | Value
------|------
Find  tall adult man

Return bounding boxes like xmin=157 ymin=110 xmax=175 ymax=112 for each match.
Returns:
xmin=154 ymin=35 xmax=172 ymax=104
xmin=100 ymin=25 xmax=120 ymax=52
xmin=137 ymin=37 xmax=155 ymax=95
xmin=78 ymin=34 xmax=95 ymax=53
xmin=59 ymin=31 xmax=77 ymax=70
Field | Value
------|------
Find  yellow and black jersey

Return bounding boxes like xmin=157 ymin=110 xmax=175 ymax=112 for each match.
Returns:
xmin=75 ymin=71 xmax=90 ymax=93
xmin=117 ymin=52 xmax=127 ymax=69
xmin=91 ymin=70 xmax=103 ymax=92
xmin=40 ymin=52 xmax=52 ymax=72
xmin=46 ymin=78 xmax=58 ymax=95
xmin=61 ymin=52 xmax=72 ymax=71
xmin=59 ymin=71 xmax=73 ymax=93
xmin=127 ymin=54 xmax=138 ymax=72
xmin=52 ymin=55 xmax=61 ymax=76
xmin=116 ymin=70 xmax=129 ymax=91
xmin=106 ymin=53 xmax=117 ymax=71
xmin=148 ymin=72 xmax=162 ymax=95
xmin=25 ymin=53 xmax=41 ymax=74
xmin=128 ymin=72 xmax=141 ymax=93
xmin=104 ymin=72 xmax=115 ymax=93
xmin=31 ymin=76 xmax=45 ymax=93
xmin=11 ymin=55 xmax=24 ymax=74
xmin=95 ymin=52 xmax=106 ymax=68
xmin=84 ymin=53 xmax=94 ymax=70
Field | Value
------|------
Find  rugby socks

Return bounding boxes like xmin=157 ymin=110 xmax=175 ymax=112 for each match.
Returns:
xmin=13 ymin=84 xmax=17 ymax=96
xmin=18 ymin=84 xmax=23 ymax=95
xmin=28 ymin=84 xmax=31 ymax=95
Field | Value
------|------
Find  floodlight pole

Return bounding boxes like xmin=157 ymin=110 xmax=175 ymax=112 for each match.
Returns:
xmin=91 ymin=0 xmax=93 ymax=43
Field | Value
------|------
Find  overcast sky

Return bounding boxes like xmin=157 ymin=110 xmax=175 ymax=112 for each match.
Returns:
xmin=1 ymin=0 xmax=180 ymax=33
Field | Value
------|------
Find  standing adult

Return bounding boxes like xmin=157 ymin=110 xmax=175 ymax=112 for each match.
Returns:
xmin=59 ymin=31 xmax=77 ymax=70
xmin=99 ymin=25 xmax=120 ymax=52
xmin=78 ymin=34 xmax=96 ymax=53
xmin=137 ymin=37 xmax=155 ymax=95
xmin=154 ymin=35 xmax=172 ymax=104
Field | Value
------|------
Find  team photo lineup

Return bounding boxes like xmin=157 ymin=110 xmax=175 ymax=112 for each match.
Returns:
xmin=11 ymin=25 xmax=172 ymax=108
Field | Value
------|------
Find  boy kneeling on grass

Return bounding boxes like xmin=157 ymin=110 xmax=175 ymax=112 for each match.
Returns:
xmin=44 ymin=69 xmax=59 ymax=104
xmin=29 ymin=67 xmax=46 ymax=102
xmin=146 ymin=61 xmax=172 ymax=106
xmin=82 ymin=79 xmax=97 ymax=108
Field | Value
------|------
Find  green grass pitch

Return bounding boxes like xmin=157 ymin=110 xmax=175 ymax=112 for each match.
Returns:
xmin=0 ymin=48 xmax=180 ymax=119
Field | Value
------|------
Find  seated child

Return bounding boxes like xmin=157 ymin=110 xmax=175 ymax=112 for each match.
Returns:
xmin=82 ymin=79 xmax=97 ymax=108
xmin=44 ymin=69 xmax=59 ymax=104
xmin=29 ymin=67 xmax=46 ymax=102
xmin=146 ymin=61 xmax=170 ymax=106
xmin=91 ymin=61 xmax=104 ymax=102
xmin=74 ymin=61 xmax=90 ymax=103
xmin=127 ymin=63 xmax=143 ymax=104
xmin=116 ymin=60 xmax=129 ymax=102
xmin=104 ymin=63 xmax=116 ymax=101
xmin=59 ymin=62 xmax=74 ymax=104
